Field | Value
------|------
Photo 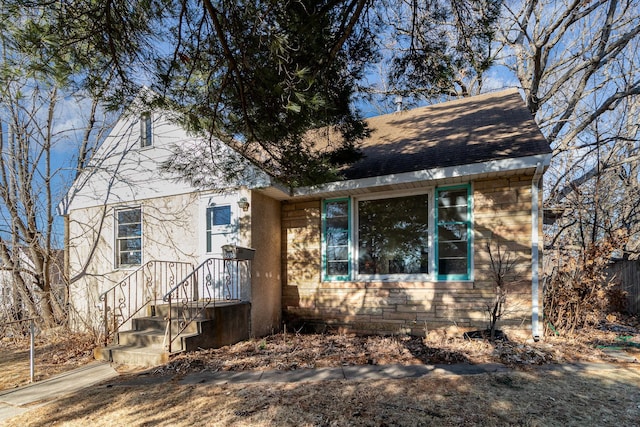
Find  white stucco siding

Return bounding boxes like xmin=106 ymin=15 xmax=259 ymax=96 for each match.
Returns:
xmin=63 ymin=112 xmax=196 ymax=212
xmin=63 ymin=102 xmax=276 ymax=331
xmin=67 ymin=203 xmax=116 ymax=330
xmin=67 ymin=192 xmax=202 ymax=330
xmin=62 ymin=110 xmax=271 ymax=213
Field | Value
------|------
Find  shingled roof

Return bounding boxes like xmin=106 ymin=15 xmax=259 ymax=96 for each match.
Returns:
xmin=339 ymin=88 xmax=551 ymax=181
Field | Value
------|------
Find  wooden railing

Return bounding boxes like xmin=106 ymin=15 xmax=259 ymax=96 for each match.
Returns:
xmin=162 ymin=257 xmax=250 ymax=352
xmin=99 ymin=260 xmax=193 ymax=345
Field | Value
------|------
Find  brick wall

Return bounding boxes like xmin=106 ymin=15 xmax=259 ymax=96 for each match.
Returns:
xmin=281 ymin=175 xmax=540 ymax=336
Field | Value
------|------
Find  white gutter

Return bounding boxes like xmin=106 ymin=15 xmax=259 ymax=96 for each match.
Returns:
xmin=531 ymin=162 xmax=544 ymax=340
xmin=293 ymin=154 xmax=551 ymax=198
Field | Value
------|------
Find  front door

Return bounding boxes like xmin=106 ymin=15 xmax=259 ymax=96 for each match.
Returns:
xmin=200 ymin=193 xmax=239 ymax=299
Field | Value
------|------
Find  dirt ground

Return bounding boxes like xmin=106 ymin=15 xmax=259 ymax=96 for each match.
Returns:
xmin=1 ymin=318 xmax=640 ymax=391
xmin=155 ymin=326 xmax=640 ymax=377
xmin=1 ymin=318 xmax=639 ymax=426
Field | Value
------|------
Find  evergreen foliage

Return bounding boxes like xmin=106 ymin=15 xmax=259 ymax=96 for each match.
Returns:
xmin=6 ymin=0 xmax=498 ymax=187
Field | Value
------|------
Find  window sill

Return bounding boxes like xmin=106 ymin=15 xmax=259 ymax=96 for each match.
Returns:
xmin=115 ymin=265 xmax=141 ymax=271
xmin=319 ymin=279 xmax=475 ymax=290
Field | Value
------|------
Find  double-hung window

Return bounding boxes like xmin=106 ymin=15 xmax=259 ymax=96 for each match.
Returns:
xmin=140 ymin=112 xmax=152 ymax=148
xmin=321 ymin=185 xmax=471 ymax=281
xmin=435 ymin=186 xmax=472 ymax=280
xmin=116 ymin=208 xmax=142 ymax=268
xmin=322 ymin=199 xmax=350 ymax=280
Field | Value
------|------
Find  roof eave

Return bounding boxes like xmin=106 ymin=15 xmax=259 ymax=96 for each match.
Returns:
xmin=291 ymin=153 xmax=552 ymax=199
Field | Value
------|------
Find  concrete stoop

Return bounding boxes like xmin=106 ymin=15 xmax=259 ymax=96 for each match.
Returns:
xmin=95 ymin=301 xmax=251 ymax=367
xmin=95 ymin=345 xmax=170 ymax=367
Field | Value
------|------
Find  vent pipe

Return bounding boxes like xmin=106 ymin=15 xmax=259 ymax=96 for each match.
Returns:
xmin=394 ymin=95 xmax=403 ymax=112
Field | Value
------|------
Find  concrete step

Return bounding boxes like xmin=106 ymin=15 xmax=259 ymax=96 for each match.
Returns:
xmin=94 ymin=333 xmax=199 ymax=367
xmin=94 ymin=301 xmax=251 ymax=366
xmin=154 ymin=303 xmax=210 ymax=320
xmin=132 ymin=317 xmax=202 ymax=335
xmin=117 ymin=328 xmax=166 ymax=347
xmin=153 ymin=301 xmax=241 ymax=321
xmin=119 ymin=321 xmax=207 ymax=347
xmin=96 ymin=344 xmax=170 ymax=367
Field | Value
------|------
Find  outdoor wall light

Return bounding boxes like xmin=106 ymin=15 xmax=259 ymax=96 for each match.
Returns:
xmin=237 ymin=197 xmax=250 ymax=212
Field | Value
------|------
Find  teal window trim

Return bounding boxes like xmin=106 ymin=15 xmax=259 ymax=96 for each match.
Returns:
xmin=322 ymin=198 xmax=351 ymax=281
xmin=435 ymin=184 xmax=472 ymax=281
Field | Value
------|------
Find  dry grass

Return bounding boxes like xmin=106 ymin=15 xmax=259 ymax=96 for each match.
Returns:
xmin=5 ymin=365 xmax=640 ymax=426
xmin=156 ymin=324 xmax=640 ymax=376
xmin=1 ymin=320 xmax=640 ymax=426
xmin=0 ymin=331 xmax=95 ymax=390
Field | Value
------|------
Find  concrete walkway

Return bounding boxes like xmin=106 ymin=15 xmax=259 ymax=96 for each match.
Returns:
xmin=0 ymin=362 xmax=119 ymax=423
xmin=0 ymin=360 xmax=633 ymax=424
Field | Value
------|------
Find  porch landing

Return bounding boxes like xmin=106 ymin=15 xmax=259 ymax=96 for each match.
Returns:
xmin=95 ymin=301 xmax=250 ymax=367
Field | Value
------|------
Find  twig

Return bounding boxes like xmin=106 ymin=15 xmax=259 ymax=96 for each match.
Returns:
xmin=380 ymin=402 xmax=443 ymax=418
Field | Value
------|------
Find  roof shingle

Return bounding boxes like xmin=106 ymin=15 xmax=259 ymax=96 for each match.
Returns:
xmin=340 ymin=88 xmax=551 ymax=180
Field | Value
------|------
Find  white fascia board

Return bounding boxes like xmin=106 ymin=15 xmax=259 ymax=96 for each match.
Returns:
xmin=292 ymin=153 xmax=552 ymax=198
xmin=252 ymin=179 xmax=291 ymax=200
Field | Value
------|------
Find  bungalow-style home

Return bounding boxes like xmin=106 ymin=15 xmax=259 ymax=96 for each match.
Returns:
xmin=62 ymin=88 xmax=551 ymax=364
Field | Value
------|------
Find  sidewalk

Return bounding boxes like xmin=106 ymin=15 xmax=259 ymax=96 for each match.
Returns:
xmin=0 ymin=362 xmax=119 ymax=423
xmin=0 ymin=359 xmax=632 ymax=424
xmin=0 ymin=361 xmax=508 ymax=423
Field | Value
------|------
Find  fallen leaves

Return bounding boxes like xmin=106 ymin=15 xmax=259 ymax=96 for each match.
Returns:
xmin=153 ymin=317 xmax=640 ymax=376
xmin=0 ymin=331 xmax=96 ymax=390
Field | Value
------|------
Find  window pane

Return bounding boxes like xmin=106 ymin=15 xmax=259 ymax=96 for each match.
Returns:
xmin=437 ymin=186 xmax=470 ymax=278
xmin=326 ymin=229 xmax=348 ymax=246
xmin=438 ymin=258 xmax=467 ymax=275
xmin=438 ymin=205 xmax=468 ymax=222
xmin=116 ymin=208 xmax=142 ymax=267
xmin=325 ymin=200 xmax=349 ymax=278
xmin=140 ymin=113 xmax=152 ymax=147
xmin=438 ymin=189 xmax=468 ymax=222
xmin=326 ymin=216 xmax=348 ymax=230
xmin=326 ymin=202 xmax=348 ymax=217
xmin=327 ymin=246 xmax=348 ymax=261
xmin=120 ymin=251 xmax=142 ymax=266
xmin=118 ymin=224 xmax=142 ymax=238
xmin=438 ymin=189 xmax=468 ymax=207
xmin=358 ymin=194 xmax=429 ymax=275
xmin=437 ymin=224 xmax=467 ymax=241
xmin=208 ymin=205 xmax=231 ymax=228
xmin=438 ymin=240 xmax=468 ymax=258
xmin=119 ymin=238 xmax=141 ymax=251
xmin=118 ymin=209 xmax=141 ymax=224
xmin=327 ymin=261 xmax=349 ymax=276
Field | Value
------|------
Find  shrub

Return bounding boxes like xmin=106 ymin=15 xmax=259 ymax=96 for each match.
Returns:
xmin=544 ymin=232 xmax=627 ymax=334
